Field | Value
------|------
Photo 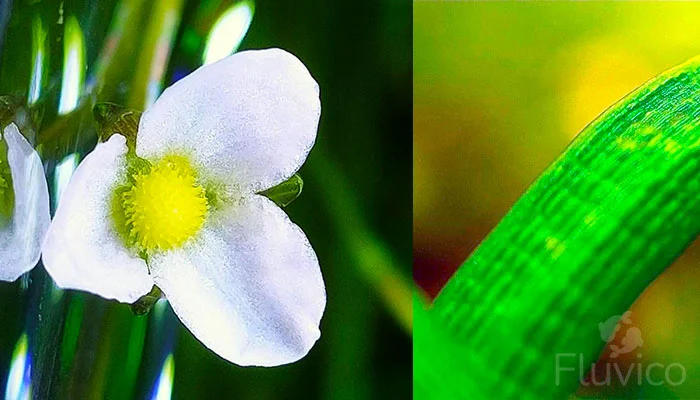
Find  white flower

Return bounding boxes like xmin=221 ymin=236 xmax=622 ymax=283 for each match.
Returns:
xmin=0 ymin=123 xmax=50 ymax=281
xmin=41 ymin=49 xmax=326 ymax=367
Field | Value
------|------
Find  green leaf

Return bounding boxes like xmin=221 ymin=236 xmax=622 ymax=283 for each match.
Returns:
xmin=417 ymin=56 xmax=700 ymax=398
xmin=93 ymin=102 xmax=142 ymax=152
xmin=260 ymin=174 xmax=304 ymax=208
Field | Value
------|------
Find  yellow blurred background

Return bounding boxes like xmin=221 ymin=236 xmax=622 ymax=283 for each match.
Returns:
xmin=414 ymin=2 xmax=700 ymax=398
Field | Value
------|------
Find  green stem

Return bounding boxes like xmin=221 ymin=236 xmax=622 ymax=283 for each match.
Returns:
xmin=417 ymin=56 xmax=700 ymax=398
xmin=92 ymin=0 xmax=150 ymax=102
xmin=127 ymin=0 xmax=186 ymax=109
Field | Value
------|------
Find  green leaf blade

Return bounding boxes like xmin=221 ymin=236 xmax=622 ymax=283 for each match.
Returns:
xmin=418 ymin=56 xmax=700 ymax=398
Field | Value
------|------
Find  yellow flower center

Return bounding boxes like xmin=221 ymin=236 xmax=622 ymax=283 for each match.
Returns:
xmin=120 ymin=155 xmax=208 ymax=252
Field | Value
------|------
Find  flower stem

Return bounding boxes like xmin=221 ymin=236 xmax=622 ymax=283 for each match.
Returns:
xmin=127 ymin=0 xmax=186 ymax=110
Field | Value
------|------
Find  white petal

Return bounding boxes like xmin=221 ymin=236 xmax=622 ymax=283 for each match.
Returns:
xmin=0 ymin=124 xmax=50 ymax=281
xmin=42 ymin=135 xmax=153 ymax=302
xmin=137 ymin=48 xmax=321 ymax=193
xmin=150 ymin=195 xmax=325 ymax=366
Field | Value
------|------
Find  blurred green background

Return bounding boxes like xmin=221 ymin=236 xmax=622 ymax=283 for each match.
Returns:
xmin=415 ymin=2 xmax=700 ymax=398
xmin=0 ymin=0 xmax=411 ymax=399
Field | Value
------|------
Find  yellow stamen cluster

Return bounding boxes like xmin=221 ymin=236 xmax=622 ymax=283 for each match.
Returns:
xmin=121 ymin=155 xmax=208 ymax=252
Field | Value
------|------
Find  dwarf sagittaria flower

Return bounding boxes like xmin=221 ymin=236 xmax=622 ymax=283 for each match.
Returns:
xmin=42 ymin=49 xmax=326 ymax=367
xmin=0 ymin=123 xmax=50 ymax=282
